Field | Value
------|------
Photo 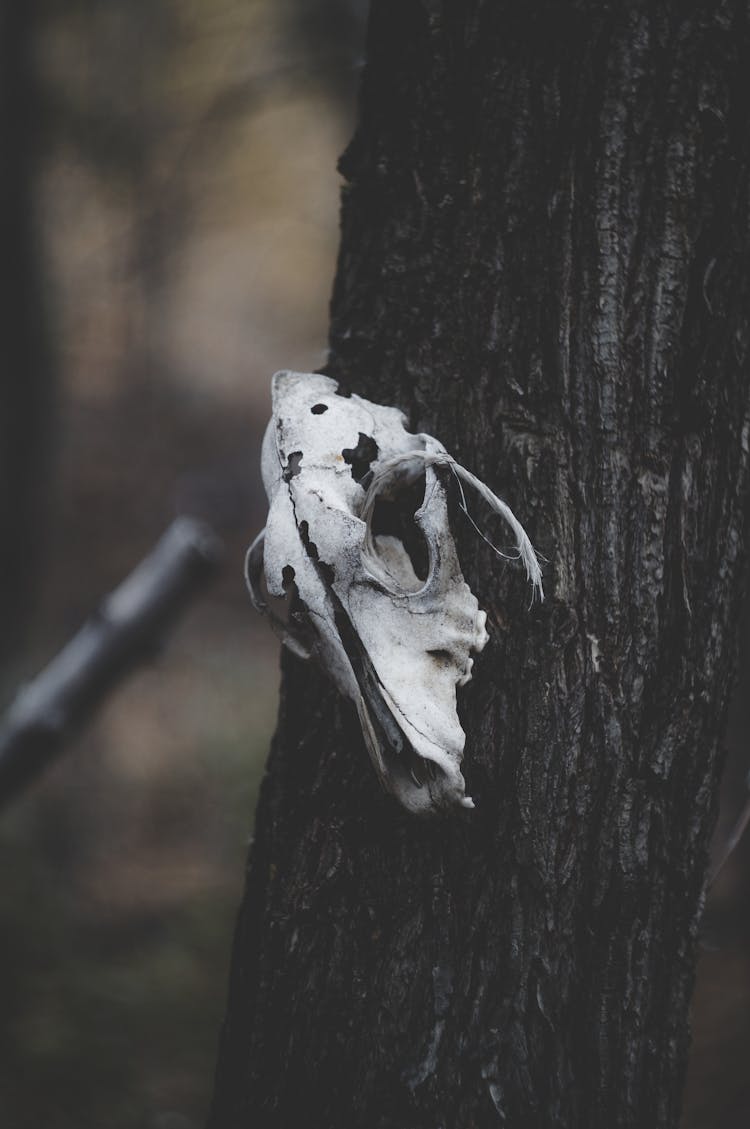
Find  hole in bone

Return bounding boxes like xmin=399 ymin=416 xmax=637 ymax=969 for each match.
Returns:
xmin=279 ymin=573 xmax=317 ymax=651
xmin=310 ymin=403 xmax=328 ymax=415
xmin=297 ymin=523 xmax=335 ymax=587
xmin=288 ymin=589 xmax=315 ymax=645
xmin=282 ymin=451 xmax=303 ymax=482
xmin=368 ymin=470 xmax=429 ymax=588
xmin=256 ymin=564 xmax=316 ymax=652
xmin=298 ymin=520 xmax=318 ymax=559
xmin=318 ymin=560 xmax=335 ymax=586
xmin=342 ymin=433 xmax=379 ymax=484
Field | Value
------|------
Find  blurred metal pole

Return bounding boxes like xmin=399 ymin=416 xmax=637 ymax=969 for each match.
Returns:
xmin=0 ymin=517 xmax=223 ymax=810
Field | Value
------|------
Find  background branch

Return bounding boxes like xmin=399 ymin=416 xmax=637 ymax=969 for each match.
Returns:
xmin=0 ymin=516 xmax=223 ymax=810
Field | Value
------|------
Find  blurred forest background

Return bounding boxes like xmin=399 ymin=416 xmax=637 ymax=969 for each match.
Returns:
xmin=0 ymin=2 xmax=364 ymax=1126
xmin=0 ymin=2 xmax=749 ymax=1127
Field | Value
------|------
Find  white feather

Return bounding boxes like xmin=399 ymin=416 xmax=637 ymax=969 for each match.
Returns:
xmin=361 ymin=451 xmax=544 ymax=602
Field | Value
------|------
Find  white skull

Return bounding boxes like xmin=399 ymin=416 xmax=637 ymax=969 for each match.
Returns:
xmin=246 ymin=371 xmax=542 ymax=815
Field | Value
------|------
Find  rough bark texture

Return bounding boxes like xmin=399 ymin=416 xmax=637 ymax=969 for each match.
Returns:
xmin=210 ymin=3 xmax=750 ymax=1127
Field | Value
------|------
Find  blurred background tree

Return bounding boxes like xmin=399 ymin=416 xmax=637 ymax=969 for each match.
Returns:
xmin=0 ymin=0 xmax=53 ymax=672
xmin=0 ymin=3 xmax=366 ymax=1127
xmin=0 ymin=2 xmax=749 ymax=1128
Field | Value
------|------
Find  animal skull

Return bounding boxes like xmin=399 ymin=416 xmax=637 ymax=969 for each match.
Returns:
xmin=247 ymin=370 xmax=542 ymax=815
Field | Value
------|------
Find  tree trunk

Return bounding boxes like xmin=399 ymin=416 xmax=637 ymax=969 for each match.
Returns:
xmin=210 ymin=3 xmax=750 ymax=1127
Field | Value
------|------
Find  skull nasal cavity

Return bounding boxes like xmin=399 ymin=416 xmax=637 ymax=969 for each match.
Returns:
xmin=370 ymin=471 xmax=429 ymax=582
xmin=342 ymin=433 xmax=379 ymax=484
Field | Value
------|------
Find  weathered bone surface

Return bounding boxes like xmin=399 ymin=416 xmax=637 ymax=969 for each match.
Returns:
xmin=247 ymin=370 xmax=542 ymax=815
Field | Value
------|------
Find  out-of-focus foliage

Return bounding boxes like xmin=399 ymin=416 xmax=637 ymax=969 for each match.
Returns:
xmin=0 ymin=1 xmax=362 ymax=1126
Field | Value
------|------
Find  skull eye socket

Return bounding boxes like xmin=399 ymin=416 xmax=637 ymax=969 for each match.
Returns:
xmin=342 ymin=433 xmax=379 ymax=484
xmin=367 ymin=470 xmax=429 ymax=590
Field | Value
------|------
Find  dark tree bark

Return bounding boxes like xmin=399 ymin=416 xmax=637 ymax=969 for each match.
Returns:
xmin=210 ymin=3 xmax=750 ymax=1127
